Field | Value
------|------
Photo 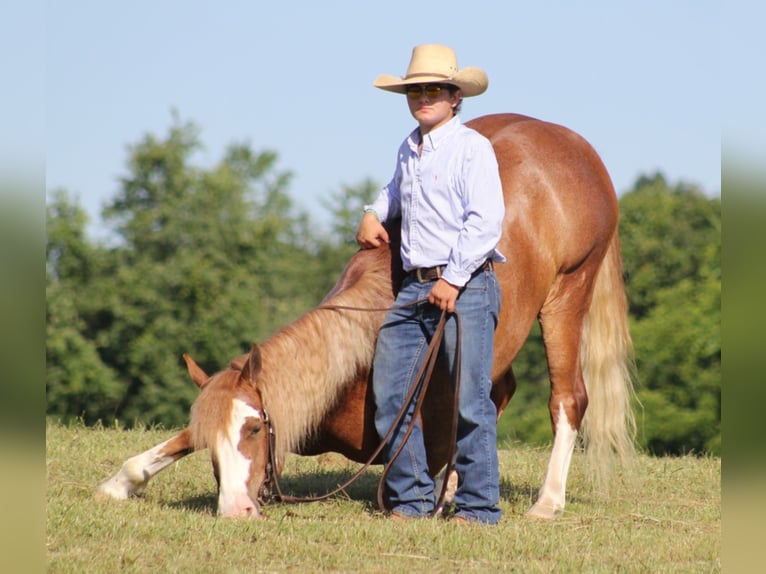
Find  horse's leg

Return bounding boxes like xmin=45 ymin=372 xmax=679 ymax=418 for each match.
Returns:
xmin=96 ymin=428 xmax=195 ymax=500
xmin=491 ymin=368 xmax=517 ymax=421
xmin=527 ymin=297 xmax=589 ymax=519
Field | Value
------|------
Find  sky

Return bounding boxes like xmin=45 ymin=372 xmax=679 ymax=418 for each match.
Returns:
xmin=38 ymin=1 xmax=729 ymax=240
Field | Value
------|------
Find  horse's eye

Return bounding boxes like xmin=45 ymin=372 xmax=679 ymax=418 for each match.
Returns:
xmin=241 ymin=415 xmax=262 ymax=438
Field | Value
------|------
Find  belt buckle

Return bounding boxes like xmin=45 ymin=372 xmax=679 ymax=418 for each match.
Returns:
xmin=415 ymin=266 xmax=441 ymax=283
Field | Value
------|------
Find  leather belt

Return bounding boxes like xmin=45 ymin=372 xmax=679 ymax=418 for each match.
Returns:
xmin=410 ymin=260 xmax=493 ymax=283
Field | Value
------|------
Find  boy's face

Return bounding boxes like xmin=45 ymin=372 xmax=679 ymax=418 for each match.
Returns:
xmin=405 ymin=83 xmax=461 ymax=134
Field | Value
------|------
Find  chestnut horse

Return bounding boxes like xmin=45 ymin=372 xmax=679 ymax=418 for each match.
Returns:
xmin=97 ymin=113 xmax=636 ymax=520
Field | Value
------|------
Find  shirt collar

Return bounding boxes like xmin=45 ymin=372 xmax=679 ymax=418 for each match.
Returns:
xmin=407 ymin=115 xmax=462 ymax=153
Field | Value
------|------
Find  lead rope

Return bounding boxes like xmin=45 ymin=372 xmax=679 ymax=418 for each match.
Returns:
xmin=264 ymin=301 xmax=461 ymax=518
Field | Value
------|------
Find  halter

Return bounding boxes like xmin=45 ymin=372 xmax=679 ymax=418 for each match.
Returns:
xmin=257 ymin=407 xmax=276 ymax=504
xmin=257 ymin=300 xmax=462 ymax=518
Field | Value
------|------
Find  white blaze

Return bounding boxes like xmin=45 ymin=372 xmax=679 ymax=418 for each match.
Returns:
xmin=215 ymin=398 xmax=262 ymax=515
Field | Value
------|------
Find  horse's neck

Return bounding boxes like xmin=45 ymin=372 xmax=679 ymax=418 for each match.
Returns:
xmin=258 ymin=275 xmax=389 ymax=458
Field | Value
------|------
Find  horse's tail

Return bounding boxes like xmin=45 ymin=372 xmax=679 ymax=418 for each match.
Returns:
xmin=580 ymin=231 xmax=637 ymax=485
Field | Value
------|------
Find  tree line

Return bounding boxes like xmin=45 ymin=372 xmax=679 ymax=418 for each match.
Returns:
xmin=46 ymin=117 xmax=720 ymax=456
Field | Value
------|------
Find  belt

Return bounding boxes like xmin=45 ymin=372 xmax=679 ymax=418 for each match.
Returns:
xmin=410 ymin=260 xmax=493 ymax=283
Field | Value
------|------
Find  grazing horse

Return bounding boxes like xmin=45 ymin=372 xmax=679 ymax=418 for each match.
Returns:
xmin=97 ymin=113 xmax=636 ymax=520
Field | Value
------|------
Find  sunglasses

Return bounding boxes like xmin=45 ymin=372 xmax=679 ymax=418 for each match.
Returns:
xmin=405 ymin=84 xmax=453 ymax=100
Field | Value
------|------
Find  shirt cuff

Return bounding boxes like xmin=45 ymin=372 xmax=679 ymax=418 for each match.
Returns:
xmin=441 ymin=268 xmax=469 ymax=288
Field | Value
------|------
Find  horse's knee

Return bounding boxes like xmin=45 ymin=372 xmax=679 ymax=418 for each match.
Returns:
xmin=549 ymin=394 xmax=582 ymax=432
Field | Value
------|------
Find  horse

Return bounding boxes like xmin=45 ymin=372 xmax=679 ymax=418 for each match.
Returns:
xmin=97 ymin=113 xmax=636 ymax=520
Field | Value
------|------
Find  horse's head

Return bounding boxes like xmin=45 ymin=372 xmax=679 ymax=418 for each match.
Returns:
xmin=186 ymin=345 xmax=272 ymax=519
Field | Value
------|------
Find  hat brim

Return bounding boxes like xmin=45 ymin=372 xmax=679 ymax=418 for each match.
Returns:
xmin=373 ymin=67 xmax=488 ymax=98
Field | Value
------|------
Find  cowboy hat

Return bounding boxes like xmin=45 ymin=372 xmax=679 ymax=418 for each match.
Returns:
xmin=374 ymin=44 xmax=488 ymax=97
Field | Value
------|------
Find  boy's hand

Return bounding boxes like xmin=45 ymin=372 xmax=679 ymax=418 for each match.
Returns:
xmin=428 ymin=279 xmax=460 ymax=312
xmin=356 ymin=213 xmax=390 ymax=248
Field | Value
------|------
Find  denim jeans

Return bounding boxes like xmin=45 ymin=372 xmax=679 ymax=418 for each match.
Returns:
xmin=372 ymin=267 xmax=502 ymax=524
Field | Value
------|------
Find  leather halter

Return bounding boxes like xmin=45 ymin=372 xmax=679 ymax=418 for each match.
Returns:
xmin=257 ymin=408 xmax=276 ymax=504
xmin=257 ymin=300 xmax=462 ymax=517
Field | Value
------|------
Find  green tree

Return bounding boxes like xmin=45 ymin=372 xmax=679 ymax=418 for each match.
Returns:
xmin=620 ymin=173 xmax=721 ymax=455
xmin=313 ymin=178 xmax=380 ymax=295
xmin=47 ymin=117 xmax=329 ymax=426
xmin=46 ymin=191 xmax=123 ymax=422
xmin=619 ymin=173 xmax=721 ymax=319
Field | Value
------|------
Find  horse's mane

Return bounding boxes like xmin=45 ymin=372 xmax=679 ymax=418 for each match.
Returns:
xmin=257 ymin=245 xmax=398 ymax=460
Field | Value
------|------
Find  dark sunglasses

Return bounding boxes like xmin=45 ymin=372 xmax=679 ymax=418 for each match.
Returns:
xmin=405 ymin=84 xmax=453 ymax=100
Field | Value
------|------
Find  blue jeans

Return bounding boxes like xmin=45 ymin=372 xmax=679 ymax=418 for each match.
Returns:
xmin=372 ymin=267 xmax=502 ymax=524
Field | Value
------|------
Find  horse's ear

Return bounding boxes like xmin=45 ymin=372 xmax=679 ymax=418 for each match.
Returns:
xmin=183 ymin=353 xmax=209 ymax=389
xmin=240 ymin=343 xmax=262 ymax=385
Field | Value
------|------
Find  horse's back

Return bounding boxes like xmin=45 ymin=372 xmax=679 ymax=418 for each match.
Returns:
xmin=468 ymin=114 xmax=617 ymax=262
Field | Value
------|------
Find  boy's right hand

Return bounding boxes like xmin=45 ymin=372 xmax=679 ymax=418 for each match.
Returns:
xmin=356 ymin=212 xmax=390 ymax=248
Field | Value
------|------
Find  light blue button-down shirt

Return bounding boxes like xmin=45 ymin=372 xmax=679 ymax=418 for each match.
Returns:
xmin=365 ymin=115 xmax=506 ymax=287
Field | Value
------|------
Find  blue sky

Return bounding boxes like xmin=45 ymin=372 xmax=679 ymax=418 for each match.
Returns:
xmin=41 ymin=1 xmax=725 ymax=239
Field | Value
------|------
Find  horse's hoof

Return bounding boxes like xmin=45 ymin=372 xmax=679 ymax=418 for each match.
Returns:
xmin=94 ymin=481 xmax=128 ymax=501
xmin=95 ymin=475 xmax=145 ymax=501
xmin=525 ymin=501 xmax=563 ymax=520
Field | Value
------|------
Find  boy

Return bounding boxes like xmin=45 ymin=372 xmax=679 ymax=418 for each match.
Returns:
xmin=356 ymin=44 xmax=506 ymax=524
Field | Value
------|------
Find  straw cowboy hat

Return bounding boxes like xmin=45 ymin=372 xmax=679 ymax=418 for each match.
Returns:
xmin=374 ymin=44 xmax=489 ymax=97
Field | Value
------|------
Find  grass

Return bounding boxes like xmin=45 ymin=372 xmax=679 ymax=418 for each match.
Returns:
xmin=46 ymin=421 xmax=720 ymax=573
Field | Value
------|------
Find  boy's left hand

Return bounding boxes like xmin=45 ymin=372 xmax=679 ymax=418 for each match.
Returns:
xmin=428 ymin=279 xmax=460 ymax=313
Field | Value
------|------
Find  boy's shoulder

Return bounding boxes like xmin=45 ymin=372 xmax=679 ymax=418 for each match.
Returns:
xmin=457 ymin=122 xmax=494 ymax=150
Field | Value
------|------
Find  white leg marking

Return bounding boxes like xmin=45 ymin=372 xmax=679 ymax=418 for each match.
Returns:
xmin=216 ymin=399 xmax=263 ymax=518
xmin=96 ymin=436 xmax=181 ymax=500
xmin=527 ymin=402 xmax=578 ymax=519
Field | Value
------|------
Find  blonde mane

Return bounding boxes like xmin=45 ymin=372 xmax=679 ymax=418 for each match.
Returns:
xmin=256 ymin=248 xmax=395 ymax=460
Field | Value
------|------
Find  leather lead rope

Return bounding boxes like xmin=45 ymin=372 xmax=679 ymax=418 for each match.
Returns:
xmin=264 ymin=300 xmax=462 ymax=517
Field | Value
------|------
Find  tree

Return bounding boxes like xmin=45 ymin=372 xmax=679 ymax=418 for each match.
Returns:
xmin=620 ymin=173 xmax=720 ymax=455
xmin=313 ymin=178 xmax=380 ymax=295
xmin=46 ymin=191 xmax=123 ymax=423
xmin=47 ymin=117 xmax=328 ymax=426
xmin=619 ymin=173 xmax=721 ymax=319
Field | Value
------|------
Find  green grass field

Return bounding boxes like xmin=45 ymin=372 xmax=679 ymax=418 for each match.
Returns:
xmin=46 ymin=421 xmax=720 ymax=572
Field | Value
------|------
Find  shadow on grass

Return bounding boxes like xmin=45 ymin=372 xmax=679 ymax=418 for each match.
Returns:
xmin=167 ymin=470 xmax=548 ymax=516
xmin=165 ymin=469 xmax=380 ymax=516
xmin=501 ymin=477 xmax=591 ymax=508
xmin=166 ymin=493 xmax=218 ymax=515
xmin=500 ymin=476 xmax=538 ymax=505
